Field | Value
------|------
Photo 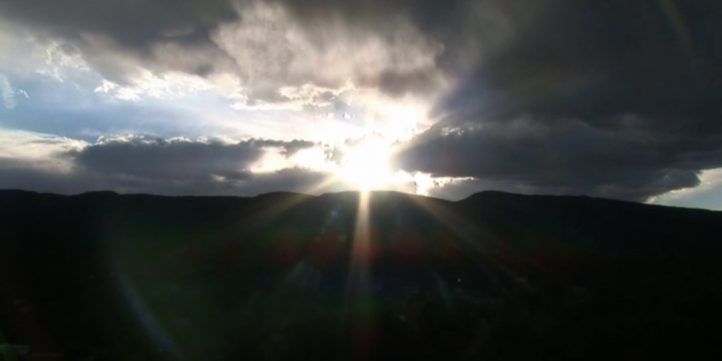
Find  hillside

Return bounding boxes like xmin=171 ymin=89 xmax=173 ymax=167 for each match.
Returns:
xmin=1 ymin=190 xmax=721 ymax=360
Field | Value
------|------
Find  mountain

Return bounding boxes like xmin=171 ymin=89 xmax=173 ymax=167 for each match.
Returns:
xmin=1 ymin=190 xmax=721 ymax=360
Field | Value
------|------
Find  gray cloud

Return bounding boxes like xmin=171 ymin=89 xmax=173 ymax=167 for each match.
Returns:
xmin=75 ymin=137 xmax=259 ymax=181
xmin=396 ymin=0 xmax=722 ymax=201
xmin=0 ymin=0 xmax=236 ymax=47
xmin=0 ymin=0 xmax=448 ymax=100
xmin=0 ymin=0 xmax=237 ymax=79
xmin=73 ymin=137 xmax=314 ymax=181
xmin=435 ymin=1 xmax=722 ymax=123
xmin=0 ymin=136 xmax=329 ymax=196
xmin=397 ymin=117 xmax=707 ymax=200
xmin=0 ymin=160 xmax=333 ymax=196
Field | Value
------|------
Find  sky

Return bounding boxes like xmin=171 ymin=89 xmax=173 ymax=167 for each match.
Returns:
xmin=0 ymin=0 xmax=721 ymax=209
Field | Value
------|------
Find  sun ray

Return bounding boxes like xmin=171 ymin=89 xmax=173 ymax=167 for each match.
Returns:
xmin=342 ymin=191 xmax=376 ymax=351
xmin=348 ymin=191 xmax=372 ymax=287
xmin=300 ymin=174 xmax=339 ymax=195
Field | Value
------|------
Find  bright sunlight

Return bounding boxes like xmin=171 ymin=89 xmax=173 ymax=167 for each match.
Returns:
xmin=337 ymin=136 xmax=396 ymax=191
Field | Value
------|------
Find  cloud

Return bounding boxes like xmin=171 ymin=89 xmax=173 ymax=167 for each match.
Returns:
xmin=0 ymin=0 xmax=237 ymax=76
xmin=0 ymin=0 xmax=447 ymax=105
xmin=72 ymin=135 xmax=316 ymax=181
xmin=0 ymin=130 xmax=333 ymax=196
xmin=219 ymin=2 xmax=444 ymax=98
xmin=436 ymin=1 xmax=722 ymax=122
xmin=0 ymin=128 xmax=86 ymax=166
xmin=396 ymin=117 xmax=708 ymax=200
xmin=0 ymin=129 xmax=472 ymax=198
xmin=0 ymin=0 xmax=447 ymax=148
xmin=0 ymin=159 xmax=337 ymax=196
xmin=0 ymin=74 xmax=29 ymax=109
xmin=395 ymin=0 xmax=722 ymax=201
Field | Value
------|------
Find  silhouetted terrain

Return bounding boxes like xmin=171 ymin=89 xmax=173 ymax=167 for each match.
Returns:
xmin=1 ymin=190 xmax=721 ymax=360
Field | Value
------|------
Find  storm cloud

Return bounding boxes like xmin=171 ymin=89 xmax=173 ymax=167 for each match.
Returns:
xmin=396 ymin=0 xmax=722 ymax=201
xmin=0 ymin=134 xmax=333 ymax=196
xmin=73 ymin=137 xmax=314 ymax=180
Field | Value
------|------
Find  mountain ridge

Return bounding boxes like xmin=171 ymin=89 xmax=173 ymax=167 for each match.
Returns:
xmin=1 ymin=189 xmax=721 ymax=360
xmin=1 ymin=188 xmax=718 ymax=213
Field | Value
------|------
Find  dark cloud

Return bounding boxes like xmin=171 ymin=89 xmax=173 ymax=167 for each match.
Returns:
xmin=0 ymin=0 xmax=239 ymax=81
xmin=0 ymin=161 xmax=333 ymax=196
xmin=396 ymin=118 xmax=706 ymax=200
xmin=437 ymin=1 xmax=722 ymax=123
xmin=73 ymin=136 xmax=314 ymax=180
xmin=74 ymin=137 xmax=258 ymax=180
xmin=397 ymin=0 xmax=722 ymax=201
xmin=0 ymin=136 xmax=329 ymax=196
xmin=0 ymin=0 xmax=236 ymax=50
xmin=0 ymin=158 xmax=87 ymax=194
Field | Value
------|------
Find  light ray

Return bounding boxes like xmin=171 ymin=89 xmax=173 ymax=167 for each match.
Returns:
xmin=342 ymin=191 xmax=376 ymax=353
xmin=348 ymin=191 xmax=372 ymax=289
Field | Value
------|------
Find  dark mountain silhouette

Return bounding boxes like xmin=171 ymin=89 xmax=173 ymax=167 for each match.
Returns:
xmin=1 ymin=190 xmax=721 ymax=360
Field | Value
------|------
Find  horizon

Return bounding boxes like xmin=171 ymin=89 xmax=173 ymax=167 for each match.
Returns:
xmin=1 ymin=1 xmax=722 ymax=210
xmin=3 ymin=187 xmax=721 ymax=213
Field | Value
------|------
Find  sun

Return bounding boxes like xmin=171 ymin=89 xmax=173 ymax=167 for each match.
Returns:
xmin=337 ymin=136 xmax=395 ymax=191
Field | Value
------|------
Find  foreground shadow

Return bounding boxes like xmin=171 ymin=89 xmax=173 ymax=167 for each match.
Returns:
xmin=1 ymin=190 xmax=721 ymax=360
